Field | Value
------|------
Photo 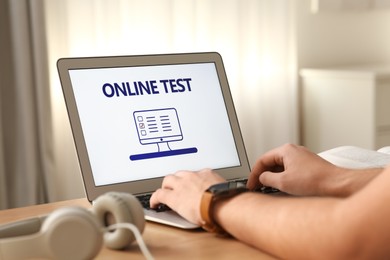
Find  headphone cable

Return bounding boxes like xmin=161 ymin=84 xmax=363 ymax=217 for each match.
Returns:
xmin=105 ymin=223 xmax=154 ymax=260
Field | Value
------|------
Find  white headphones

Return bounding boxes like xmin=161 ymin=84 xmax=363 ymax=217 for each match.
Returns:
xmin=0 ymin=192 xmax=147 ymax=260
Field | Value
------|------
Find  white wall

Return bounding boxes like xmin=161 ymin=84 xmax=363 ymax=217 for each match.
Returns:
xmin=296 ymin=0 xmax=390 ymax=68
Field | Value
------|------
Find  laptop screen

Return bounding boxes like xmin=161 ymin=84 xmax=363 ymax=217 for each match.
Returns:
xmin=58 ymin=52 xmax=250 ymax=201
xmin=68 ymin=62 xmax=240 ymax=186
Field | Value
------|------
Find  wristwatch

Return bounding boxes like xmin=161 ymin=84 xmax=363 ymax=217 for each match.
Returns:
xmin=200 ymin=181 xmax=248 ymax=234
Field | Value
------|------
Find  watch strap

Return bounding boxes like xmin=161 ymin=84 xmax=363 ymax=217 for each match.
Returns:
xmin=200 ymin=184 xmax=248 ymax=235
xmin=200 ymin=192 xmax=226 ymax=234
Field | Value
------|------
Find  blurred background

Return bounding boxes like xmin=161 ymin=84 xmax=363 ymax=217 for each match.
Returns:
xmin=1 ymin=0 xmax=390 ymax=209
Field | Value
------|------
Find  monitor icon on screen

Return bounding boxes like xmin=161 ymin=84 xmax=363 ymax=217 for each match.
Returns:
xmin=130 ymin=108 xmax=198 ymax=161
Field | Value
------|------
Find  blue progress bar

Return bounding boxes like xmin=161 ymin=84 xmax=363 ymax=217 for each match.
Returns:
xmin=130 ymin=147 xmax=198 ymax=161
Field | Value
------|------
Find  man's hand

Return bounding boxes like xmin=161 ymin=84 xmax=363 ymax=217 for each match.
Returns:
xmin=150 ymin=169 xmax=225 ymax=225
xmin=247 ymin=143 xmax=340 ymax=196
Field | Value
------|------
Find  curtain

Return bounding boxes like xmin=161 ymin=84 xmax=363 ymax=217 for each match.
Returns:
xmin=0 ymin=0 xmax=54 ymax=209
xmin=1 ymin=0 xmax=298 ymax=207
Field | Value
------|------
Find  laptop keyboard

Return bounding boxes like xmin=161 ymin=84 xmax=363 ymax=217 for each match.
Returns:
xmin=137 ymin=194 xmax=171 ymax=212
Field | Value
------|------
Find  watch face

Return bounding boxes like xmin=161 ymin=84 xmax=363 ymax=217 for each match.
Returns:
xmin=208 ymin=181 xmax=247 ymax=194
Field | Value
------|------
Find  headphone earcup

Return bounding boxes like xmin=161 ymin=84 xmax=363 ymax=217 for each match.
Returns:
xmin=92 ymin=192 xmax=145 ymax=250
xmin=117 ymin=192 xmax=145 ymax=234
xmin=40 ymin=207 xmax=103 ymax=260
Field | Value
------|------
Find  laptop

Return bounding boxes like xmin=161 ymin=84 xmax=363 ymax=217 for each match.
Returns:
xmin=57 ymin=52 xmax=251 ymax=229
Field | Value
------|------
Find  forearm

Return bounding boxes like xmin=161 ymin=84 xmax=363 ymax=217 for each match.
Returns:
xmin=214 ymin=167 xmax=390 ymax=260
xmin=324 ymin=167 xmax=382 ymax=197
xmin=214 ymin=193 xmax=344 ymax=259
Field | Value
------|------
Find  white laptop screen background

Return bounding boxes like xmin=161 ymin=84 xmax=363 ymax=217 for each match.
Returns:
xmin=68 ymin=62 xmax=240 ymax=186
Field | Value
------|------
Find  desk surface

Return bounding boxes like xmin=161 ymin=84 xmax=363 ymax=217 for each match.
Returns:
xmin=0 ymin=198 xmax=275 ymax=259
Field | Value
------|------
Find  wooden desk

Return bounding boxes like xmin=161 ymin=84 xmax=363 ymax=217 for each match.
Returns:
xmin=0 ymin=198 xmax=275 ymax=259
